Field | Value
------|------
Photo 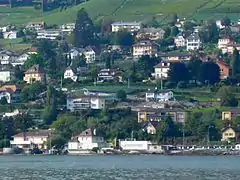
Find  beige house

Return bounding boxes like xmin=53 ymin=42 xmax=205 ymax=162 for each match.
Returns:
xmin=10 ymin=130 xmax=52 ymax=150
xmin=142 ymin=121 xmax=160 ymax=135
xmin=221 ymin=127 xmax=240 ymax=142
xmin=222 ymin=111 xmax=232 ymax=121
xmin=133 ymin=41 xmax=158 ymax=58
xmin=24 ymin=64 xmax=45 ymax=84
xmin=137 ymin=108 xmax=187 ymax=123
xmin=154 ymin=62 xmax=171 ymax=79
xmin=218 ymin=37 xmax=234 ymax=49
xmin=136 ymin=28 xmax=165 ymax=41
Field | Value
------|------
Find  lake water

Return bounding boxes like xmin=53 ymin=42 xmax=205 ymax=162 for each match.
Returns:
xmin=0 ymin=155 xmax=240 ymax=180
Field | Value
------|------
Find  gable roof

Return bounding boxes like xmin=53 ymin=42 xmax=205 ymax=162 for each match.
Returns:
xmin=222 ymin=126 xmax=240 ymax=133
xmin=13 ymin=130 xmax=51 ymax=138
xmin=0 ymin=85 xmax=20 ymax=93
xmin=142 ymin=121 xmax=160 ymax=129
xmin=76 ymin=128 xmax=96 ymax=137
xmin=25 ymin=64 xmax=44 ymax=74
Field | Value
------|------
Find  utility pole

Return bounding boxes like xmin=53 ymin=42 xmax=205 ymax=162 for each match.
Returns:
xmin=60 ymin=76 xmax=63 ymax=90
xmin=182 ymin=122 xmax=185 ymax=149
xmin=128 ymin=78 xmax=130 ymax=88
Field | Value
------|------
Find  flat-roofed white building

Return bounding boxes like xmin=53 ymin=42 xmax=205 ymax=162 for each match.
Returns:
xmin=111 ymin=22 xmax=141 ymax=32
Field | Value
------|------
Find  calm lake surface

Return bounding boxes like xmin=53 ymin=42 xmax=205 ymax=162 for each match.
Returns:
xmin=0 ymin=155 xmax=240 ymax=180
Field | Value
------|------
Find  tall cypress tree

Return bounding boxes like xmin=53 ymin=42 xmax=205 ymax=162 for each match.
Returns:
xmin=73 ymin=8 xmax=95 ymax=47
xmin=232 ymin=48 xmax=239 ymax=77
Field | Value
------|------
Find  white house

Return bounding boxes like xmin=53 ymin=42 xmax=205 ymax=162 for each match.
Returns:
xmin=83 ymin=46 xmax=95 ymax=64
xmin=136 ymin=28 xmax=165 ymax=41
xmin=67 ymin=95 xmax=105 ymax=111
xmin=68 ymin=47 xmax=95 ymax=64
xmin=36 ymin=29 xmax=62 ymax=40
xmin=68 ymin=128 xmax=106 ymax=154
xmin=154 ymin=62 xmax=171 ymax=79
xmin=61 ymin=23 xmax=75 ymax=34
xmin=0 ymin=26 xmax=9 ymax=33
xmin=0 ymin=91 xmax=11 ymax=103
xmin=0 ymin=70 xmax=15 ymax=82
xmin=11 ymin=53 xmax=30 ymax=66
xmin=10 ymin=130 xmax=52 ymax=150
xmin=0 ymin=85 xmax=21 ymax=103
xmin=111 ymin=22 xmax=141 ymax=32
xmin=133 ymin=41 xmax=158 ymax=58
xmin=119 ymin=140 xmax=151 ymax=151
xmin=174 ymin=35 xmax=186 ymax=47
xmin=216 ymin=20 xmax=225 ymax=29
xmin=26 ymin=22 xmax=45 ymax=30
xmin=186 ymin=34 xmax=201 ymax=51
xmin=218 ymin=37 xmax=234 ymax=49
xmin=68 ymin=48 xmax=81 ymax=60
xmin=3 ymin=109 xmax=22 ymax=118
xmin=97 ymin=69 xmax=123 ymax=83
xmin=64 ymin=67 xmax=78 ymax=82
xmin=145 ymin=90 xmax=174 ymax=102
xmin=3 ymin=31 xmax=18 ymax=39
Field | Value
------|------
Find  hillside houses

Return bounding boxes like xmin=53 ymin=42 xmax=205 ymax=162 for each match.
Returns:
xmin=133 ymin=41 xmax=159 ymax=58
xmin=111 ymin=22 xmax=141 ymax=32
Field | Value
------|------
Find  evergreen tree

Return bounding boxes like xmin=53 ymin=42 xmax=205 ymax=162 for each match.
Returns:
xmin=73 ymin=8 xmax=95 ymax=47
xmin=232 ymin=48 xmax=239 ymax=77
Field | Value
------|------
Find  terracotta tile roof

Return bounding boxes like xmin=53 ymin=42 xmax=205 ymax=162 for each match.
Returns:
xmin=0 ymin=85 xmax=19 ymax=93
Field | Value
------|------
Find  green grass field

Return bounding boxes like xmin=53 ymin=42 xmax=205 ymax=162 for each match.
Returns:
xmin=0 ymin=38 xmax=31 ymax=52
xmin=0 ymin=0 xmax=240 ymax=25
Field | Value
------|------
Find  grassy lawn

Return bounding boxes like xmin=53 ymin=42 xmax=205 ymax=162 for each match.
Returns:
xmin=0 ymin=7 xmax=42 ymax=25
xmin=0 ymin=38 xmax=31 ymax=52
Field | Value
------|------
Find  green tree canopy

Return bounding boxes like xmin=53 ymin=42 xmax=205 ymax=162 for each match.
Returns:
xmin=168 ymin=62 xmax=189 ymax=83
xmin=198 ymin=62 xmax=220 ymax=85
xmin=73 ymin=8 xmax=95 ymax=47
xmin=231 ymin=48 xmax=240 ymax=77
xmin=116 ymin=90 xmax=127 ymax=101
xmin=113 ymin=30 xmax=134 ymax=46
xmin=24 ymin=54 xmax=44 ymax=70
xmin=217 ymin=86 xmax=238 ymax=107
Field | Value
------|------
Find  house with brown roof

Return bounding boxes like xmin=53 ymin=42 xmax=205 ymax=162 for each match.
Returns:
xmin=136 ymin=28 xmax=165 ymax=41
xmin=24 ymin=64 xmax=45 ymax=84
xmin=68 ymin=128 xmax=106 ymax=154
xmin=10 ymin=130 xmax=52 ymax=150
xmin=216 ymin=60 xmax=231 ymax=80
xmin=142 ymin=121 xmax=160 ymax=135
xmin=0 ymin=85 xmax=21 ymax=103
xmin=222 ymin=127 xmax=240 ymax=142
xmin=137 ymin=107 xmax=187 ymax=123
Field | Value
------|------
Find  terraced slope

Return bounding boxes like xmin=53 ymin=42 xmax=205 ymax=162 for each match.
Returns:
xmin=0 ymin=0 xmax=240 ymax=25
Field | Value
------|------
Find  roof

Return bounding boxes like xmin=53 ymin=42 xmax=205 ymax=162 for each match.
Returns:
xmin=154 ymin=62 xmax=171 ymax=68
xmin=65 ymin=66 xmax=77 ymax=74
xmin=137 ymin=107 xmax=185 ymax=113
xmin=216 ymin=60 xmax=230 ymax=68
xmin=0 ymin=85 xmax=19 ymax=93
xmin=76 ymin=128 xmax=96 ymax=137
xmin=187 ymin=33 xmax=200 ymax=41
xmin=158 ymin=52 xmax=191 ymax=58
xmin=222 ymin=127 xmax=240 ymax=133
xmin=13 ymin=130 xmax=51 ymax=137
xmin=25 ymin=64 xmax=44 ymax=74
xmin=142 ymin=121 xmax=160 ymax=129
xmin=112 ymin=21 xmax=141 ymax=26
xmin=139 ymin=28 xmax=165 ymax=33
xmin=133 ymin=40 xmax=159 ymax=47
